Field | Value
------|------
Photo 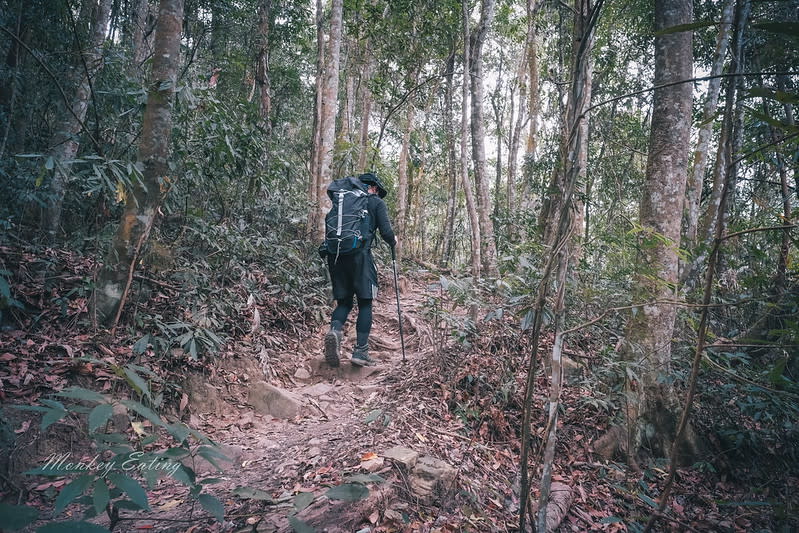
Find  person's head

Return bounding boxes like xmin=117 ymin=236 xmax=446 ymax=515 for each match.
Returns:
xmin=358 ymin=172 xmax=388 ymax=198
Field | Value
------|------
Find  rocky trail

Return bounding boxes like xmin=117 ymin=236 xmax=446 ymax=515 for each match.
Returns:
xmin=127 ymin=272 xmax=464 ymax=532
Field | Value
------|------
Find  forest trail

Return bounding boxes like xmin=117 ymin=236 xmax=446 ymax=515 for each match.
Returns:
xmin=135 ymin=270 xmax=445 ymax=532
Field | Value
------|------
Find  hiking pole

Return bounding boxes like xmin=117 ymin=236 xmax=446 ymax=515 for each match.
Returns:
xmin=390 ymin=245 xmax=407 ymax=363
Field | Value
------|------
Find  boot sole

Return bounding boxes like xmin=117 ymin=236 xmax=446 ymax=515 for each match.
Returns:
xmin=324 ymin=331 xmax=340 ymax=367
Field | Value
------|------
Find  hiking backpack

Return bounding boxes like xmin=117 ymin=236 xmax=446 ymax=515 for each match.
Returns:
xmin=324 ymin=176 xmax=372 ymax=259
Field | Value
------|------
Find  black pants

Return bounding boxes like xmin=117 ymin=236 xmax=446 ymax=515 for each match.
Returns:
xmin=327 ymin=250 xmax=378 ymax=347
xmin=331 ymin=297 xmax=372 ymax=347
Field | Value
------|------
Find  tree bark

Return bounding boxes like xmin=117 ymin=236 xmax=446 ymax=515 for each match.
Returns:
xmin=94 ymin=0 xmax=183 ymax=325
xmin=469 ymin=0 xmax=498 ymax=277
xmin=461 ymin=0 xmax=481 ymax=282
xmin=682 ymin=0 xmax=734 ymax=250
xmin=622 ymin=0 xmax=696 ymax=462
xmin=313 ymin=0 xmax=343 ymax=241
xmin=308 ymin=0 xmax=326 ymax=237
xmin=396 ymin=101 xmax=414 ymax=263
xmin=256 ymin=0 xmax=272 ymax=131
xmin=130 ymin=0 xmax=151 ymax=76
xmin=698 ymin=0 xmax=750 ymax=245
xmin=357 ymin=44 xmax=374 ymax=173
xmin=540 ymin=0 xmax=594 ymax=255
xmin=44 ymin=0 xmax=112 ymax=236
xmin=441 ymin=53 xmax=458 ymax=268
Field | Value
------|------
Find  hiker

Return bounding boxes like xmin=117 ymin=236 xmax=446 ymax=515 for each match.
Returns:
xmin=319 ymin=172 xmax=396 ymax=367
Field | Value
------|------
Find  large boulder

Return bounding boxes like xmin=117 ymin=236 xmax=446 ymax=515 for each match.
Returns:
xmin=248 ymin=381 xmax=304 ymax=419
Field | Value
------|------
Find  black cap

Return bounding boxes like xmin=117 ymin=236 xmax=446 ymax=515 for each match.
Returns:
xmin=358 ymin=172 xmax=388 ymax=198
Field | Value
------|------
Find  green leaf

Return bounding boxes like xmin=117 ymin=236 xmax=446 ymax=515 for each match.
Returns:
xmin=197 ymin=445 xmax=231 ymax=471
xmin=197 ymin=493 xmax=224 ymax=522
xmin=55 ymin=475 xmax=94 ymax=515
xmin=344 ymin=473 xmax=385 ymax=484
xmin=93 ymin=478 xmax=110 ymax=515
xmin=37 ymin=522 xmax=112 ymax=533
xmin=325 ymin=483 xmax=369 ymax=502
xmin=600 ymin=516 xmax=624 ymax=524
xmin=294 ymin=491 xmax=315 ymax=511
xmin=747 ymin=87 xmax=799 ymax=106
xmin=132 ymin=335 xmax=151 ymax=355
xmin=654 ymin=20 xmax=717 ymax=36
xmin=56 ymin=387 xmax=107 ymax=403
xmin=123 ymin=367 xmax=152 ymax=400
xmin=288 ymin=516 xmax=316 ymax=533
xmin=165 ymin=423 xmax=190 ymax=444
xmin=120 ymin=400 xmax=164 ymax=427
xmin=160 ymin=447 xmax=190 ymax=459
xmin=0 ymin=503 xmax=39 ymax=530
xmin=170 ymin=464 xmax=196 ymax=487
xmin=752 ymin=21 xmax=799 ymax=37
xmin=638 ymin=493 xmax=659 ymax=509
xmin=233 ymin=486 xmax=275 ymax=502
xmin=107 ymin=473 xmax=149 ymax=511
xmin=88 ymin=404 xmax=114 ymax=433
xmin=363 ymin=409 xmax=382 ymax=424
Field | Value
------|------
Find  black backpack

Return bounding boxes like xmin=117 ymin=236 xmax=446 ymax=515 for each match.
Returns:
xmin=324 ymin=176 xmax=373 ymax=258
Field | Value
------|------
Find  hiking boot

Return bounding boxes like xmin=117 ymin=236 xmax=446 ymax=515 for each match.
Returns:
xmin=351 ymin=344 xmax=375 ymax=367
xmin=324 ymin=324 xmax=343 ymax=367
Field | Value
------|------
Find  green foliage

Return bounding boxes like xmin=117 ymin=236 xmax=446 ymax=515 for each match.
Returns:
xmin=10 ymin=372 xmax=228 ymax=532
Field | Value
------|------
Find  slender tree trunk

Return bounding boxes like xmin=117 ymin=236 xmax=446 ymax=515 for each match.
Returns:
xmin=509 ymin=0 xmax=540 ymax=214
xmin=461 ymin=0 xmax=481 ymax=282
xmin=357 ymin=44 xmax=374 ymax=173
xmin=44 ymin=0 xmax=112 ymax=236
xmin=622 ymin=0 xmax=697 ymax=462
xmin=256 ymin=0 xmax=272 ymax=132
xmin=469 ymin=0 xmax=498 ymax=277
xmin=396 ymin=101 xmax=414 ymax=263
xmin=682 ymin=0 xmax=734 ymax=250
xmin=94 ymin=0 xmax=183 ymax=325
xmin=570 ymin=0 xmax=594 ymax=262
xmin=338 ymin=38 xmax=355 ymax=156
xmin=698 ymin=0 xmax=750 ymax=245
xmin=441 ymin=53 xmax=458 ymax=267
xmin=540 ymin=0 xmax=594 ymax=254
xmin=490 ymin=58 xmax=504 ymax=225
xmin=129 ymin=0 xmax=151 ymax=75
xmin=313 ymin=0 xmax=343 ymax=241
xmin=767 ymin=78 xmax=794 ymax=296
xmin=308 ymin=0 xmax=326 ymax=236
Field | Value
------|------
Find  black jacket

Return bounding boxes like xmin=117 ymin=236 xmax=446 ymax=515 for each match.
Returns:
xmin=366 ymin=195 xmax=396 ymax=248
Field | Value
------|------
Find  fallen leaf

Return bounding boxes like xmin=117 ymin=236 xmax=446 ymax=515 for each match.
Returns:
xmin=361 ymin=452 xmax=378 ymax=461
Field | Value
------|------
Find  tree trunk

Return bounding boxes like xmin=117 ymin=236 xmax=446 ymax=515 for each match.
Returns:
xmin=469 ymin=0 xmax=498 ymax=277
xmin=540 ymin=0 xmax=594 ymax=255
xmin=441 ymin=53 xmax=458 ymax=268
xmin=357 ymin=45 xmax=374 ymax=173
xmin=44 ymin=0 xmax=112 ymax=236
xmin=256 ymin=0 xmax=272 ymax=131
xmin=682 ymin=0 xmax=734 ymax=250
xmin=94 ymin=0 xmax=183 ymax=325
xmin=396 ymin=101 xmax=414 ymax=264
xmin=313 ymin=0 xmax=343 ymax=241
xmin=129 ymin=0 xmax=151 ymax=75
xmin=569 ymin=0 xmax=594 ymax=263
xmin=462 ymin=0 xmax=481 ymax=282
xmin=307 ymin=0 xmax=326 ymax=237
xmin=622 ymin=0 xmax=696 ymax=462
xmin=698 ymin=0 xmax=750 ymax=245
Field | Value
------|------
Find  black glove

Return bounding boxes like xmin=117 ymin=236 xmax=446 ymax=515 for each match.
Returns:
xmin=318 ymin=242 xmax=328 ymax=259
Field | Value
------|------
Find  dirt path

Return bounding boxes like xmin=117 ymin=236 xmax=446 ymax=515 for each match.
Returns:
xmin=135 ymin=273 xmax=439 ymax=532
